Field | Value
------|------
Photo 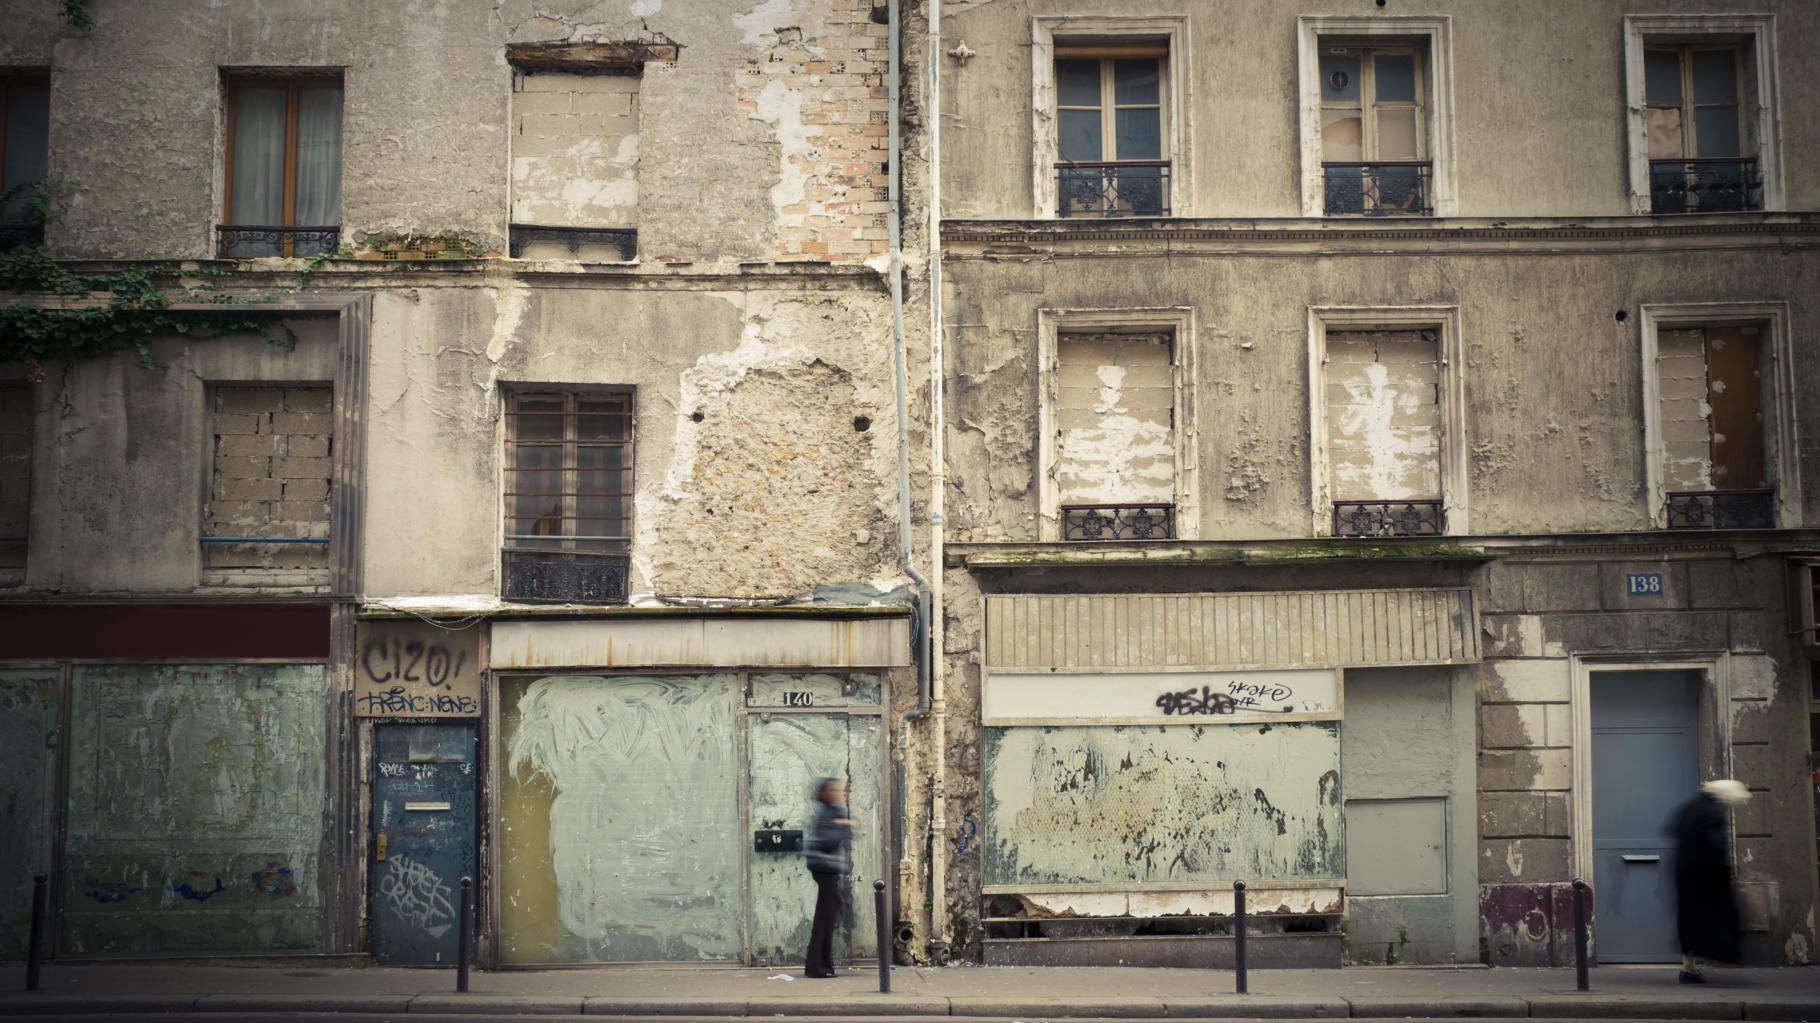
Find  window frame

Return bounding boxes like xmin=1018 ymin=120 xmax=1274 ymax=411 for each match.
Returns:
xmin=499 ymin=386 xmax=636 ymax=605
xmin=0 ymin=70 xmax=51 ymax=231
xmin=0 ymin=382 xmax=32 ymax=582
xmin=1035 ymin=307 xmax=1198 ymax=542
xmin=1032 ymin=16 xmax=1191 ymax=219
xmin=1297 ymin=16 xmax=1455 ymax=218
xmin=1638 ymin=302 xmax=1799 ymax=530
xmin=1623 ymin=14 xmax=1782 ymax=214
xmin=1643 ymin=44 xmax=1745 ymax=160
xmin=1306 ymin=306 xmax=1468 ymax=537
xmin=221 ymin=72 xmax=344 ymax=256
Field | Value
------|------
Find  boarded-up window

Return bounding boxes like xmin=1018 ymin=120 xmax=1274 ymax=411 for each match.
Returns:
xmin=0 ymin=386 xmax=29 ymax=576
xmin=1657 ymin=325 xmax=1766 ymax=490
xmin=1055 ymin=332 xmax=1175 ymax=507
xmin=511 ymin=70 xmax=638 ymax=258
xmin=203 ymin=387 xmax=332 ymax=582
xmin=1325 ymin=329 xmax=1440 ymax=500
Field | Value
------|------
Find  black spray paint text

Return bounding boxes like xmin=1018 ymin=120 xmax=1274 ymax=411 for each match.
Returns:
xmin=360 ymin=637 xmax=468 ymax=690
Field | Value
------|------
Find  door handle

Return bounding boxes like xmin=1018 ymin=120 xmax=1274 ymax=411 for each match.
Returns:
xmin=375 ymin=833 xmax=388 ymax=861
xmin=1621 ymin=854 xmax=1660 ymax=863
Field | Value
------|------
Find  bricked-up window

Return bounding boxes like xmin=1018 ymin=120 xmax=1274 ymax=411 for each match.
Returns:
xmin=221 ymin=74 xmax=342 ymax=257
xmin=503 ymin=390 xmax=632 ymax=604
xmin=1 ymin=73 xmax=51 ymax=240
xmin=1325 ymin=330 xmax=1444 ymax=536
xmin=1055 ymin=332 xmax=1176 ymax=540
xmin=0 ymin=386 xmax=30 ymax=577
xmin=202 ymin=387 xmax=332 ymax=583
xmin=508 ymin=69 xmax=639 ymax=261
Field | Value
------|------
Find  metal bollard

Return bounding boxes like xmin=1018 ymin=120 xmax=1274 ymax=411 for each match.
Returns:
xmin=26 ymin=874 xmax=46 ymax=993
xmin=1233 ymin=880 xmax=1247 ymax=995
xmin=1571 ymin=878 xmax=1590 ymax=992
xmin=456 ymin=877 xmax=472 ymax=993
xmin=873 ymin=880 xmax=891 ymax=993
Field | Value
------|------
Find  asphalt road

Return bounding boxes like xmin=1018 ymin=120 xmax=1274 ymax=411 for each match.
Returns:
xmin=0 ymin=1017 xmax=1718 ymax=1023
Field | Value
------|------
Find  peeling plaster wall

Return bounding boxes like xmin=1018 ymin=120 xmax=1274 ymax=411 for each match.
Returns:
xmin=938 ymin=0 xmax=1820 ymax=219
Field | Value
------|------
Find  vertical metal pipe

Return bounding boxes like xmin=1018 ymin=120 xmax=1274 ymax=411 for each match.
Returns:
xmin=874 ymin=880 xmax=891 ymax=993
xmin=1571 ymin=878 xmax=1590 ymax=991
xmin=457 ymin=876 xmax=473 ymax=992
xmin=26 ymin=873 xmax=47 ymax=992
xmin=1233 ymin=880 xmax=1247 ymax=994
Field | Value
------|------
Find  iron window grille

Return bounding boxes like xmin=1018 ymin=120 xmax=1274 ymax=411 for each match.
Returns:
xmin=508 ymin=225 xmax=638 ymax=260
xmin=1323 ymin=161 xmax=1433 ymax=216
xmin=1665 ymin=488 xmax=1775 ymax=530
xmin=1057 ymin=161 xmax=1171 ymax=218
xmin=1648 ymin=158 xmax=1762 ymax=214
xmin=1332 ymin=499 xmax=1445 ymax=537
xmin=1062 ymin=503 xmax=1176 ymax=541
xmin=503 ymin=390 xmax=633 ymax=604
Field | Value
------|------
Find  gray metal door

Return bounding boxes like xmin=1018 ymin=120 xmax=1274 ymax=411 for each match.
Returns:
xmin=1590 ymin=670 xmax=1699 ymax=963
xmin=371 ymin=723 xmax=477 ymax=966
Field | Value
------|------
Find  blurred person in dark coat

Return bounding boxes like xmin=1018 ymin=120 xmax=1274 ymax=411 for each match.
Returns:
xmin=1669 ymin=779 xmax=1750 ymax=983
xmin=804 ymin=777 xmax=853 ymax=978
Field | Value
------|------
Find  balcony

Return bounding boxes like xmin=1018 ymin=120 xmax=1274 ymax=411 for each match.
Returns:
xmin=1057 ymin=161 xmax=1170 ymax=218
xmin=1332 ymin=499 xmax=1445 ymax=538
xmin=1062 ymin=503 xmax=1176 ymax=542
xmin=509 ymin=224 xmax=638 ymax=261
xmin=1323 ymin=161 xmax=1433 ymax=216
xmin=216 ymin=224 xmax=341 ymax=258
xmin=503 ymin=548 xmax=630 ymax=604
xmin=1649 ymin=158 xmax=1762 ymax=214
xmin=1665 ymin=488 xmax=1775 ymax=530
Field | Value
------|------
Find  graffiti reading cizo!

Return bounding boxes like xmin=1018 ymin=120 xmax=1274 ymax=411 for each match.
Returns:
xmin=361 ymin=635 xmax=469 ymax=690
xmin=1155 ymin=680 xmax=1299 ymax=716
xmin=354 ymin=621 xmax=481 ymax=717
xmin=377 ymin=854 xmax=456 ymax=938
xmin=357 ymin=686 xmax=479 ymax=716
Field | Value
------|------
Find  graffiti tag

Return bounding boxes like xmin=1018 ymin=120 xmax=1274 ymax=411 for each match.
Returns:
xmin=251 ymin=862 xmax=299 ymax=898
xmin=361 ymin=636 xmax=468 ymax=690
xmin=1155 ymin=687 xmax=1238 ymax=716
xmin=357 ymin=686 xmax=479 ymax=717
xmin=171 ymin=872 xmax=226 ymax=902
xmin=1225 ymin=680 xmax=1295 ymax=707
xmin=377 ymin=854 xmax=456 ymax=938
xmin=354 ymin=620 xmax=481 ymax=718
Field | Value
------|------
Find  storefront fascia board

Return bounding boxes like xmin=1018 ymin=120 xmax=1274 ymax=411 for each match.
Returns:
xmin=490 ymin=615 xmax=912 ymax=669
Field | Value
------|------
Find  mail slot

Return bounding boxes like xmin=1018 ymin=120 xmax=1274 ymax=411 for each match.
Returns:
xmin=404 ymin=801 xmax=451 ymax=812
xmin=754 ymin=828 xmax=803 ymax=853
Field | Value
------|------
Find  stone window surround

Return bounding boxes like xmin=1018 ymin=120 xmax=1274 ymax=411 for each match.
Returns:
xmin=1030 ymin=15 xmax=1193 ymax=219
xmin=1296 ymin=16 xmax=1457 ymax=218
xmin=1638 ymin=301 xmax=1800 ymax=530
xmin=1035 ymin=307 xmax=1198 ymax=542
xmin=1568 ymin=653 xmax=1733 ymax=885
xmin=1305 ymin=305 xmax=1469 ymax=537
xmin=1622 ymin=14 xmax=1784 ymax=214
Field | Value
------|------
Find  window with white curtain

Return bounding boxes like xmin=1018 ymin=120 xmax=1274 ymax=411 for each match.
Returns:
xmin=222 ymin=74 xmax=342 ymax=257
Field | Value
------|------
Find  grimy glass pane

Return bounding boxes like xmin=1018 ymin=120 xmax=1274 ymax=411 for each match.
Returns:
xmin=62 ymin=664 xmax=328 ymax=954
xmin=1644 ymin=50 xmax=1683 ymax=107
xmin=1058 ymin=108 xmax=1102 ymax=162
xmin=0 ymin=670 xmax=57 ymax=957
xmin=1373 ymin=53 xmax=1417 ymax=103
xmin=1115 ymin=108 xmax=1161 ymax=160
xmin=1375 ymin=107 xmax=1420 ymax=161
xmin=1321 ymin=110 xmax=1363 ymax=162
xmin=1113 ymin=59 xmax=1159 ymax=105
xmin=1 ymin=80 xmax=50 ymax=221
xmin=1055 ymin=59 xmax=1100 ymax=107
xmin=1691 ymin=49 xmax=1737 ymax=104
xmin=1694 ymin=105 xmax=1741 ymax=158
xmin=1320 ymin=52 xmax=1361 ymax=103
xmin=499 ymin=674 xmax=740 ymax=963
xmin=293 ymin=85 xmax=342 ymax=230
xmin=1646 ymin=107 xmax=1685 ymax=159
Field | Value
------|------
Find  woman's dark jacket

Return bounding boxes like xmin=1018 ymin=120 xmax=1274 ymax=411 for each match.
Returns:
xmin=1670 ymin=791 xmax=1741 ymax=961
xmin=806 ymin=801 xmax=852 ymax=875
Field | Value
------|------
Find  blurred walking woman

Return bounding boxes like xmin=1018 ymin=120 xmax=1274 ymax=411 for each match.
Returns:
xmin=804 ymin=777 xmax=853 ymax=978
xmin=1670 ymin=779 xmax=1751 ymax=983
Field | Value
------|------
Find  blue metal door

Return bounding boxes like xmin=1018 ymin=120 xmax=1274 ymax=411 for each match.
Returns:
xmin=371 ymin=723 xmax=477 ymax=966
xmin=1591 ymin=670 xmax=1699 ymax=963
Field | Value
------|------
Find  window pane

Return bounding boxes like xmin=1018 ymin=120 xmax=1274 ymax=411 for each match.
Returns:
xmin=1114 ymin=108 xmax=1161 ymax=160
xmin=1373 ymin=54 xmax=1417 ymax=103
xmin=1321 ymin=110 xmax=1363 ymax=162
xmin=1 ymin=80 xmax=50 ymax=222
xmin=1113 ymin=59 xmax=1159 ymax=105
xmin=1056 ymin=60 xmax=1100 ymax=107
xmin=1375 ymin=107 xmax=1420 ymax=160
xmin=1058 ymin=108 xmax=1102 ymax=161
xmin=1694 ymin=105 xmax=1741 ymax=158
xmin=294 ymin=85 xmax=342 ymax=229
xmin=1645 ymin=50 xmax=1683 ymax=106
xmin=577 ymin=398 xmax=629 ymax=441
xmin=1320 ymin=53 xmax=1361 ymax=103
xmin=1646 ymin=107 xmax=1685 ymax=159
xmin=1691 ymin=50 xmax=1737 ymax=104
xmin=229 ymin=86 xmax=287 ymax=228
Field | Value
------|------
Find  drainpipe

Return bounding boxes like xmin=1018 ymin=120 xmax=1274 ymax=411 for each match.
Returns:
xmin=922 ymin=0 xmax=950 ymax=967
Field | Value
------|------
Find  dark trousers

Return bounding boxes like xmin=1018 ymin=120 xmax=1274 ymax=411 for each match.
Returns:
xmin=805 ymin=869 xmax=841 ymax=976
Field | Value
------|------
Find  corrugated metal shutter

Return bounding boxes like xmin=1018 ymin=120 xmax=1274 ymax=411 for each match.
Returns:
xmin=983 ymin=588 xmax=1478 ymax=670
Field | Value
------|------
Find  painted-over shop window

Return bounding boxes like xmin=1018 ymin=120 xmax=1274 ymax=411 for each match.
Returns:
xmin=502 ymin=389 xmax=633 ymax=604
xmin=220 ymin=72 xmax=343 ymax=257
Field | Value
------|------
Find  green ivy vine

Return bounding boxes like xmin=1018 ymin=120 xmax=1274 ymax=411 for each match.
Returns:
xmin=59 ymin=0 xmax=92 ymax=30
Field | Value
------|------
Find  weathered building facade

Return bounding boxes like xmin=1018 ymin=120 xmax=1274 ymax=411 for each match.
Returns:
xmin=915 ymin=0 xmax=1820 ymax=969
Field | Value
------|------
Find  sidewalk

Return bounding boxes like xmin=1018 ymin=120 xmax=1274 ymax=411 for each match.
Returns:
xmin=0 ymin=961 xmax=1816 ymax=1018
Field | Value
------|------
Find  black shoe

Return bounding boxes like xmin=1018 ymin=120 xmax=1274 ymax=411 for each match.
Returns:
xmin=1679 ymin=970 xmax=1708 ymax=984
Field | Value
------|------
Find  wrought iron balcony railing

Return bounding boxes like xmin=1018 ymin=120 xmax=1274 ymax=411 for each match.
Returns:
xmin=216 ymin=224 xmax=341 ymax=258
xmin=1332 ymin=499 xmax=1446 ymax=538
xmin=1665 ymin=488 xmax=1776 ymax=530
xmin=1061 ymin=503 xmax=1176 ymax=541
xmin=1323 ymin=161 xmax=1434 ymax=216
xmin=0 ymin=222 xmax=45 ymax=251
xmin=1649 ymin=158 xmax=1762 ymax=214
xmin=509 ymin=224 xmax=638 ymax=260
xmin=503 ymin=548 xmax=630 ymax=604
xmin=1057 ymin=161 xmax=1170 ymax=218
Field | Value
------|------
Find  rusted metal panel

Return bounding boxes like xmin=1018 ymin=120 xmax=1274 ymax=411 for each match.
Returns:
xmin=982 ymin=723 xmax=1343 ymax=888
xmin=489 ymin=617 xmax=910 ymax=669
xmin=983 ymin=589 xmax=1478 ymax=670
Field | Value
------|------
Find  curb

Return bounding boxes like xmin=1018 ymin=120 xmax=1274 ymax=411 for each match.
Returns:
xmin=1161 ymin=997 xmax=1350 ymax=1018
xmin=1347 ymin=997 xmax=1530 ymax=1018
xmin=196 ymin=993 xmax=418 ymax=1013
xmin=410 ymin=994 xmax=589 ymax=1014
xmin=950 ymin=997 xmax=1167 ymax=1018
